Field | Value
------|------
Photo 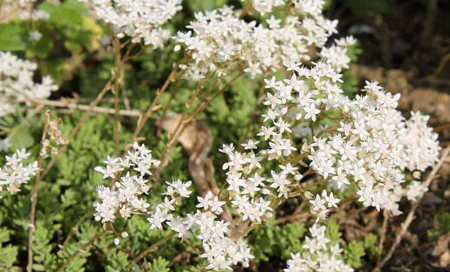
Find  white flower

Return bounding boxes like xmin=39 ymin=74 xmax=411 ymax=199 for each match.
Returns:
xmin=80 ymin=0 xmax=182 ymax=48
xmin=285 ymin=223 xmax=353 ymax=272
xmin=2 ymin=1 xmax=49 ymax=21
xmin=0 ymin=138 xmax=10 ymax=152
xmin=242 ymin=139 xmax=260 ymax=150
xmin=0 ymin=149 xmax=38 ymax=196
xmin=0 ymin=52 xmax=58 ymax=117
xmin=93 ymin=143 xmax=161 ymax=223
xmin=29 ymin=30 xmax=43 ymax=41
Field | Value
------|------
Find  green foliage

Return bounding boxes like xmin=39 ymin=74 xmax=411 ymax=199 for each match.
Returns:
xmin=0 ymin=24 xmax=27 ymax=51
xmin=0 ymin=227 xmax=18 ymax=269
xmin=249 ymin=220 xmax=307 ymax=262
xmin=0 ymin=0 xmax=410 ymax=270
xmin=437 ymin=212 xmax=450 ymax=234
xmin=325 ymin=220 xmax=342 ymax=245
xmin=9 ymin=127 xmax=35 ymax=150
xmin=148 ymin=256 xmax=170 ymax=272
xmin=105 ymin=251 xmax=130 ymax=272
xmin=363 ymin=233 xmax=379 ymax=259
xmin=344 ymin=241 xmax=365 ymax=269
xmin=341 ymin=41 xmax=362 ymax=97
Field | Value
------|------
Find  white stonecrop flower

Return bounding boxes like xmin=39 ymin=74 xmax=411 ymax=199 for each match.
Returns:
xmin=1 ymin=0 xmax=49 ymax=21
xmin=80 ymin=0 xmax=182 ymax=48
xmin=0 ymin=138 xmax=10 ymax=152
xmin=0 ymin=52 xmax=58 ymax=117
xmin=93 ymin=142 xmax=161 ymax=223
xmin=175 ymin=3 xmax=336 ymax=81
xmin=245 ymin=0 xmax=285 ymax=14
xmin=148 ymin=179 xmax=192 ymax=230
xmin=310 ymin=190 xmax=340 ymax=221
xmin=400 ymin=112 xmax=440 ymax=172
xmin=406 ymin=181 xmax=428 ymax=202
xmin=217 ymin=14 xmax=439 ymax=222
xmin=320 ymin=36 xmax=357 ymax=72
xmin=148 ymin=190 xmax=254 ymax=271
xmin=29 ymin=30 xmax=43 ymax=42
xmin=259 ymin=61 xmax=440 ymax=217
xmin=285 ymin=224 xmax=354 ymax=272
xmin=0 ymin=149 xmax=38 ymax=197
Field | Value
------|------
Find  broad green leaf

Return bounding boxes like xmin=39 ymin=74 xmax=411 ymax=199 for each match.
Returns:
xmin=10 ymin=127 xmax=35 ymax=150
xmin=0 ymin=24 xmax=27 ymax=51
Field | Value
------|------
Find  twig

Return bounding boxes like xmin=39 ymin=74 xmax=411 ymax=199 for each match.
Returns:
xmin=57 ymin=230 xmax=108 ymax=272
xmin=235 ymin=222 xmax=260 ymax=241
xmin=154 ymin=77 xmax=209 ymax=179
xmin=62 ymin=210 xmax=94 ymax=248
xmin=426 ymin=53 xmax=450 ymax=80
xmin=156 ymin=79 xmax=184 ymax=140
xmin=112 ymin=36 xmax=123 ymax=156
xmin=129 ymin=62 xmax=180 ymax=145
xmin=28 ymin=98 xmax=142 ymax=117
xmin=27 ymin=112 xmax=50 ymax=272
xmin=434 ymin=123 xmax=450 ymax=133
xmin=373 ymin=147 xmax=450 ymax=272
xmin=126 ymin=233 xmax=175 ymax=270
xmin=421 ymin=0 xmax=437 ymax=47
xmin=239 ymin=75 xmax=267 ymax=146
xmin=40 ymin=78 xmax=114 ymax=181
xmin=276 ymin=212 xmax=310 ymax=225
xmin=377 ymin=211 xmax=389 ymax=264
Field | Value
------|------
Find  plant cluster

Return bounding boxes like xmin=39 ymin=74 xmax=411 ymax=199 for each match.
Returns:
xmin=0 ymin=0 xmax=447 ymax=271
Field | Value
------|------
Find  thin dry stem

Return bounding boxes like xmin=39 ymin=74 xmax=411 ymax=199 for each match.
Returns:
xmin=62 ymin=210 xmax=94 ymax=248
xmin=28 ymin=98 xmax=142 ymax=117
xmin=373 ymin=146 xmax=450 ymax=272
xmin=155 ymin=72 xmax=244 ymax=179
xmin=113 ymin=36 xmax=123 ymax=156
xmin=377 ymin=211 xmax=389 ymax=264
xmin=129 ymin=62 xmax=181 ymax=146
xmin=57 ymin=230 xmax=108 ymax=272
xmin=156 ymin=79 xmax=184 ymax=139
xmin=154 ymin=77 xmax=209 ymax=179
xmin=27 ymin=113 xmax=50 ymax=272
xmin=40 ymin=78 xmax=114 ymax=181
xmin=126 ymin=232 xmax=175 ymax=270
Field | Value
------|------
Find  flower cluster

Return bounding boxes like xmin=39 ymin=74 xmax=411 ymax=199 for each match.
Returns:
xmin=220 ymin=142 xmax=275 ymax=223
xmin=309 ymin=190 xmax=340 ymax=221
xmin=0 ymin=0 xmax=49 ymax=22
xmin=93 ymin=142 xmax=160 ymax=223
xmin=175 ymin=2 xmax=337 ymax=80
xmin=245 ymin=0 xmax=285 ymax=14
xmin=0 ymin=52 xmax=58 ymax=117
xmin=19 ymin=9 xmax=50 ymax=22
xmin=81 ymin=0 xmax=442 ymax=270
xmin=149 ymin=187 xmax=254 ymax=271
xmin=0 ymin=149 xmax=38 ymax=197
xmin=400 ymin=112 xmax=440 ymax=172
xmin=285 ymin=224 xmax=353 ymax=272
xmin=261 ymin=60 xmax=440 ymax=216
xmin=80 ymin=0 xmax=182 ymax=48
xmin=29 ymin=30 xmax=43 ymax=42
xmin=214 ymin=17 xmax=437 ymax=221
xmin=320 ymin=36 xmax=357 ymax=72
xmin=148 ymin=179 xmax=192 ymax=230
xmin=406 ymin=181 xmax=428 ymax=202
